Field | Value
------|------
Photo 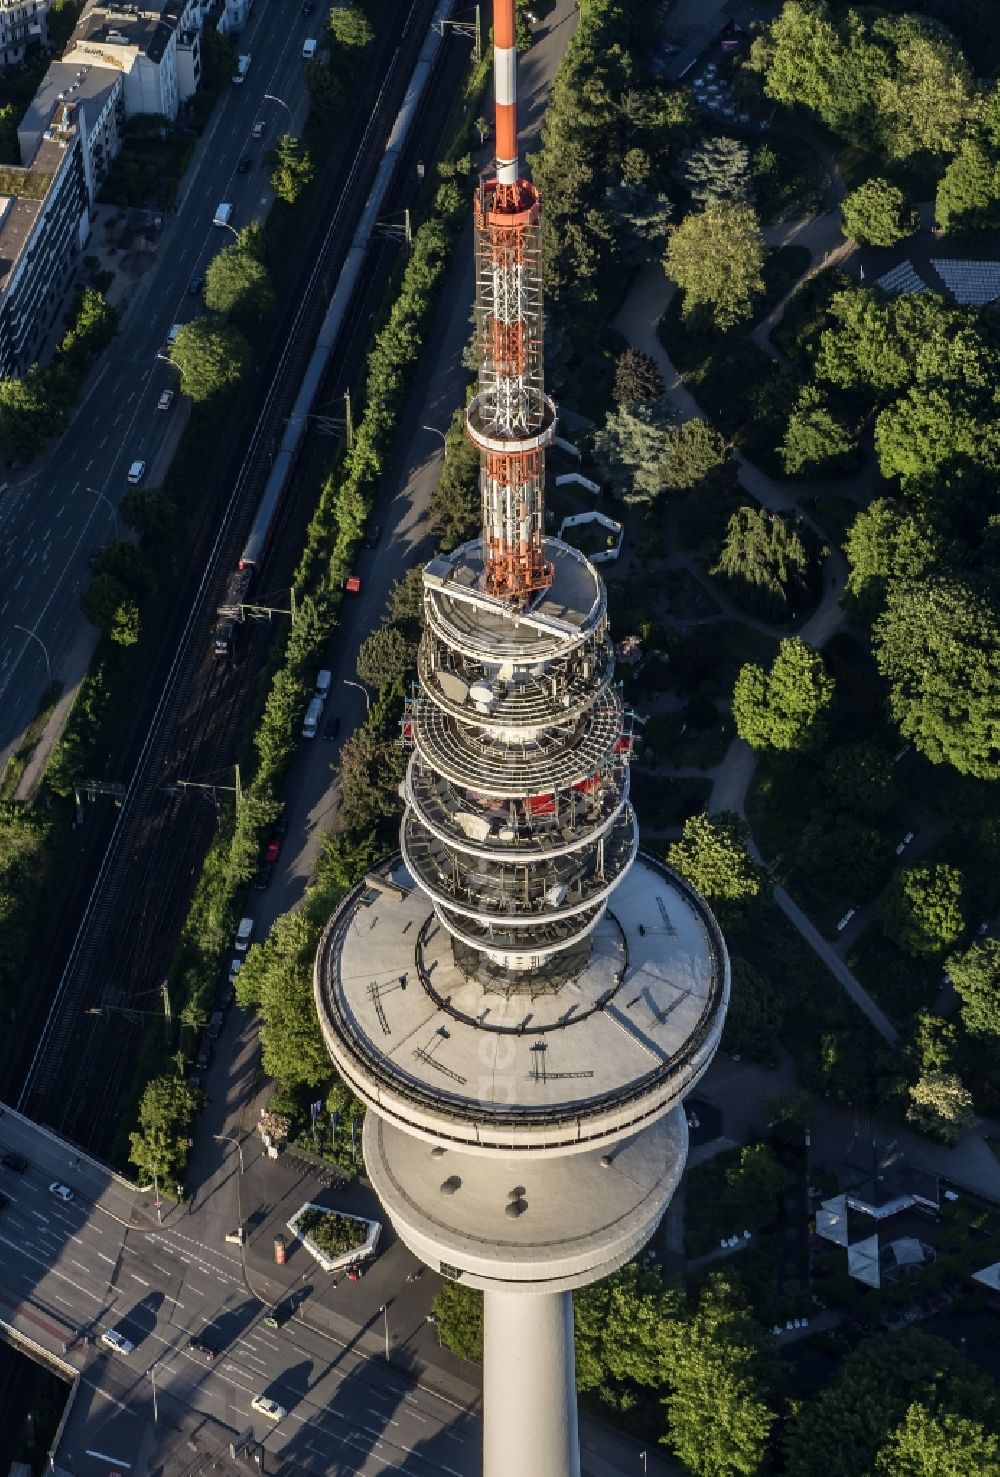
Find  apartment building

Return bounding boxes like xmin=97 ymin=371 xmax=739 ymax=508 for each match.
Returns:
xmin=0 ymin=0 xmax=50 ymax=72
xmin=0 ymin=96 xmax=91 ymax=375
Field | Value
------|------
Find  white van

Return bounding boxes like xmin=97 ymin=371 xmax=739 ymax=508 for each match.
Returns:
xmin=233 ymin=53 xmax=251 ymax=84
xmin=166 ymin=322 xmax=182 ymax=348
xmin=127 ymin=460 xmax=146 ymax=485
xmin=302 ymin=37 xmax=317 ymax=58
xmin=315 ymin=669 xmax=332 ymax=700
xmin=302 ymin=696 xmax=323 ymax=738
xmin=213 ymin=202 xmax=234 ymax=228
xmin=234 ymin=916 xmax=254 ymax=953
xmin=101 ymin=1328 xmax=135 ymax=1356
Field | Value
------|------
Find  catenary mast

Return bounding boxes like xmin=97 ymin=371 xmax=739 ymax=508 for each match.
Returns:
xmin=314 ymin=5 xmax=730 ymax=1474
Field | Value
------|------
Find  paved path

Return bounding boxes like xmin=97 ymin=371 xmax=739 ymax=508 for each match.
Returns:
xmin=611 ymin=263 xmax=901 ymax=1047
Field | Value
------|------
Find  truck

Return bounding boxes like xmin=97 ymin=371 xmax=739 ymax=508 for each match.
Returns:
xmin=302 ymin=696 xmax=323 ymax=739
xmin=233 ymin=53 xmax=252 ymax=84
xmin=213 ymin=566 xmax=252 ymax=658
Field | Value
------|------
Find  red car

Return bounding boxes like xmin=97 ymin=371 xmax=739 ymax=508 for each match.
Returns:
xmin=264 ymin=838 xmax=281 ymax=862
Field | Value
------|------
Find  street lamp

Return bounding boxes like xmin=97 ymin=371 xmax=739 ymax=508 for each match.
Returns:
xmin=343 ymin=679 xmax=370 ymax=716
xmin=87 ymin=484 xmax=119 ymax=538
xmin=421 ymin=424 xmax=448 ymax=459
xmin=216 ymin=220 xmax=241 ymax=240
xmin=263 ymin=92 xmax=293 ymax=125
xmin=13 ymin=624 xmax=51 ymax=686
xmin=379 ymin=1303 xmax=389 ymax=1362
xmin=214 ymin=1130 xmax=245 ymax=1175
xmin=150 ymin=1361 xmax=159 ymax=1423
xmin=215 ymin=1131 xmax=245 ymax=1250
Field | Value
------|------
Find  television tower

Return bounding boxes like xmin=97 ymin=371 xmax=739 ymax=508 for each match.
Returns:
xmin=314 ymin=5 xmax=730 ymax=1473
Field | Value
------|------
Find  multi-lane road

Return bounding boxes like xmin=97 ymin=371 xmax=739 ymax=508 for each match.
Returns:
xmin=0 ymin=0 xmax=320 ymax=762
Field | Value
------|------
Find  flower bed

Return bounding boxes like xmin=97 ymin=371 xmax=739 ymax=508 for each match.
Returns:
xmin=288 ymin=1201 xmax=381 ymax=1273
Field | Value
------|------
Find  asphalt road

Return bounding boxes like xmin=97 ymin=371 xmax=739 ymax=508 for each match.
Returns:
xmin=0 ymin=0 xmax=321 ymax=761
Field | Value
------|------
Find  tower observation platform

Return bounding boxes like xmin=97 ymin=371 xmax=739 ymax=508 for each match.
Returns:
xmin=313 ymin=4 xmax=729 ymax=1472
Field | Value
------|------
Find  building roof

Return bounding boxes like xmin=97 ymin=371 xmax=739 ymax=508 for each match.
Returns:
xmin=73 ymin=0 xmax=183 ymax=65
xmin=20 ymin=60 xmax=121 ymax=165
xmin=840 ymin=1135 xmax=939 ymax=1215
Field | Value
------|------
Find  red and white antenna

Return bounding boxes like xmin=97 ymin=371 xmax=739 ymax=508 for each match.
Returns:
xmin=464 ymin=0 xmax=557 ymax=604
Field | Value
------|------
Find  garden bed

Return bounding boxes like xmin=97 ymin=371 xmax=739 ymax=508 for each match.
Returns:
xmin=289 ymin=1202 xmax=381 ymax=1273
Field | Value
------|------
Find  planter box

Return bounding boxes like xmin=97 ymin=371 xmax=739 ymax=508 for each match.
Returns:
xmin=287 ymin=1202 xmax=381 ymax=1274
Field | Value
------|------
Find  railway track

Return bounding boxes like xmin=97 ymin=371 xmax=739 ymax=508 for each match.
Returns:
xmin=17 ymin=0 xmax=465 ymax=1148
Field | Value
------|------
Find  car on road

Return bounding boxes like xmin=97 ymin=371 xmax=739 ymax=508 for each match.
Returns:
xmin=207 ymin=1010 xmax=225 ymax=1041
xmin=127 ymin=460 xmax=147 ymax=486
xmin=49 ymin=1182 xmax=74 ymax=1202
xmin=215 ymin=984 xmax=235 ymax=1010
xmin=251 ymin=1394 xmax=286 ymax=1421
xmin=157 ymin=389 xmax=174 ymax=412
xmin=252 ymin=119 xmax=266 ymax=139
xmin=196 ymin=1040 xmax=212 ymax=1071
xmin=188 ymin=274 xmax=204 ymax=296
xmin=323 ymin=715 xmax=340 ymax=741
xmin=166 ymin=322 xmax=182 ymax=348
xmin=364 ymin=522 xmax=381 ymax=549
xmin=252 ymin=861 xmax=273 ymax=891
xmin=263 ymin=837 xmax=281 ymax=863
xmin=271 ymin=809 xmax=288 ymax=838
xmin=100 ymin=1328 xmax=135 ymax=1356
xmin=228 ymin=958 xmax=243 ymax=985
xmin=1 ymin=1152 xmax=27 ymax=1172
xmin=189 ymin=1335 xmax=218 ymax=1361
xmin=237 ymin=155 xmax=252 ymax=174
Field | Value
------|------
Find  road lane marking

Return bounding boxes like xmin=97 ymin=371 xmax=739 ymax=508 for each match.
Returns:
xmin=129 ymin=1273 xmax=151 ymax=1286
xmin=30 ymin=1211 xmax=49 ymax=1223
xmin=85 ymin=1451 xmax=131 ymax=1467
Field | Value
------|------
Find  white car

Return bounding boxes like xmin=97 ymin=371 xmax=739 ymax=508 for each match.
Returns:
xmin=100 ymin=1328 xmax=135 ymax=1356
xmin=49 ymin=1182 xmax=74 ymax=1202
xmin=252 ymin=119 xmax=265 ymax=139
xmin=251 ymin=1394 xmax=286 ymax=1421
xmin=157 ymin=389 xmax=174 ymax=412
xmin=228 ymin=958 xmax=242 ymax=985
xmin=166 ymin=323 xmax=182 ymax=349
xmin=127 ymin=460 xmax=146 ymax=486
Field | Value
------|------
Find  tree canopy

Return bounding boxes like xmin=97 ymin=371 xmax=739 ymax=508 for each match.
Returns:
xmin=270 ymin=135 xmax=315 ymax=205
xmin=663 ymin=203 xmax=766 ymax=330
xmin=591 ymin=397 xmax=675 ymax=503
xmin=843 ymin=498 xmax=939 ymax=621
xmin=234 ymin=910 xmax=332 ymax=1088
xmin=946 ymin=938 xmax=1000 ymax=1038
xmin=683 ymin=136 xmax=752 ymax=208
xmin=711 ymin=507 xmax=812 ymax=620
xmin=873 ymin=578 xmax=1000 ymax=779
xmin=875 ymin=1402 xmax=999 ymax=1474
xmin=661 ymin=417 xmax=728 ymax=490
xmin=878 ymin=863 xmax=966 ymax=956
xmin=733 ymin=637 xmax=834 ymax=752
xmin=840 ymin=176 xmax=918 ymax=246
xmin=668 ymin=812 xmax=765 ymax=909
xmin=171 ymin=317 xmax=252 ymax=402
xmin=204 ymin=231 xmax=275 ymax=320
xmin=780 ymin=385 xmax=856 ymax=477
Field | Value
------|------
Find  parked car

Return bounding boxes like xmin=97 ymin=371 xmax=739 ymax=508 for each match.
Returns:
xmin=364 ymin=522 xmax=381 ymax=549
xmin=271 ymin=809 xmax=288 ymax=838
xmin=49 ymin=1182 xmax=74 ymax=1202
xmin=264 ymin=837 xmax=281 ymax=863
xmin=189 ymin=1335 xmax=218 ymax=1361
xmin=207 ymin=1010 xmax=225 ymax=1041
xmin=228 ymin=958 xmax=243 ymax=985
xmin=196 ymin=1041 xmax=212 ymax=1071
xmin=252 ymin=862 xmax=274 ymax=891
xmin=1 ymin=1152 xmax=27 ymax=1172
xmin=101 ymin=1328 xmax=135 ymax=1356
xmin=157 ymin=389 xmax=174 ymax=412
xmin=237 ymin=156 xmax=252 ymax=174
xmin=188 ymin=274 xmax=204 ymax=296
xmin=251 ymin=1394 xmax=286 ymax=1421
xmin=323 ymin=715 xmax=340 ymax=741
xmin=252 ymin=119 xmax=266 ymax=139
xmin=215 ymin=985 xmax=235 ymax=1011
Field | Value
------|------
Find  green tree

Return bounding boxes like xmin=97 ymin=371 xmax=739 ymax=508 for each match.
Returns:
xmin=934 ymin=138 xmax=1000 ymax=235
xmin=780 ymin=385 xmax=856 ymax=476
xmin=591 ymin=397 xmax=675 ymax=504
xmin=356 ymin=624 xmax=416 ymax=691
xmin=844 ymin=498 xmax=939 ymax=621
xmin=784 ymin=1330 xmax=1000 ymax=1477
xmin=128 ymin=1074 xmax=199 ymax=1184
xmin=879 ymin=863 xmax=966 ymax=956
xmin=433 ymin=1281 xmax=483 ymax=1362
xmin=752 ymin=1 xmax=883 ymax=139
xmin=876 ymin=33 xmax=975 ymax=159
xmin=723 ymin=956 xmax=784 ymax=1061
xmin=683 ymin=136 xmax=752 ymax=207
xmin=0 ymin=104 xmax=18 ymax=165
xmin=269 ymin=135 xmax=315 ymax=205
xmin=575 ymin=1263 xmax=682 ymax=1402
xmin=875 ymin=1402 xmax=999 ymax=1474
xmin=204 ymin=235 xmax=275 ymax=319
xmin=821 ymin=741 xmax=897 ymax=818
xmin=171 ymin=317 xmax=252 ymax=402
xmin=235 ymin=911 xmax=331 ymax=1088
xmin=612 ymin=347 xmax=663 ymax=406
xmin=873 ymin=579 xmax=1000 ymax=779
xmin=429 ymin=409 xmax=480 ymax=550
xmin=338 ymin=715 xmax=408 ymax=835
xmin=662 ymin=1275 xmax=775 ymax=1477
xmin=711 ymin=507 xmax=812 ymax=619
xmin=667 ymin=812 xmax=764 ymax=908
xmin=946 ymin=938 xmax=1000 ymax=1038
xmin=111 ymin=598 xmax=141 ymax=647
xmin=304 ymin=57 xmax=343 ymax=118
xmin=0 ymin=367 xmax=65 ymax=459
xmin=661 ymin=417 xmax=727 ymax=491
xmin=907 ymin=1069 xmax=976 ymax=1143
xmin=607 ymin=180 xmax=674 ymax=267
xmin=663 ymin=203 xmax=766 ymax=331
xmin=328 ymin=4 xmax=373 ymax=57
xmin=121 ymin=487 xmax=178 ymax=539
xmin=840 ymin=176 xmax=918 ymax=245
xmin=733 ymin=637 xmax=834 ymax=753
